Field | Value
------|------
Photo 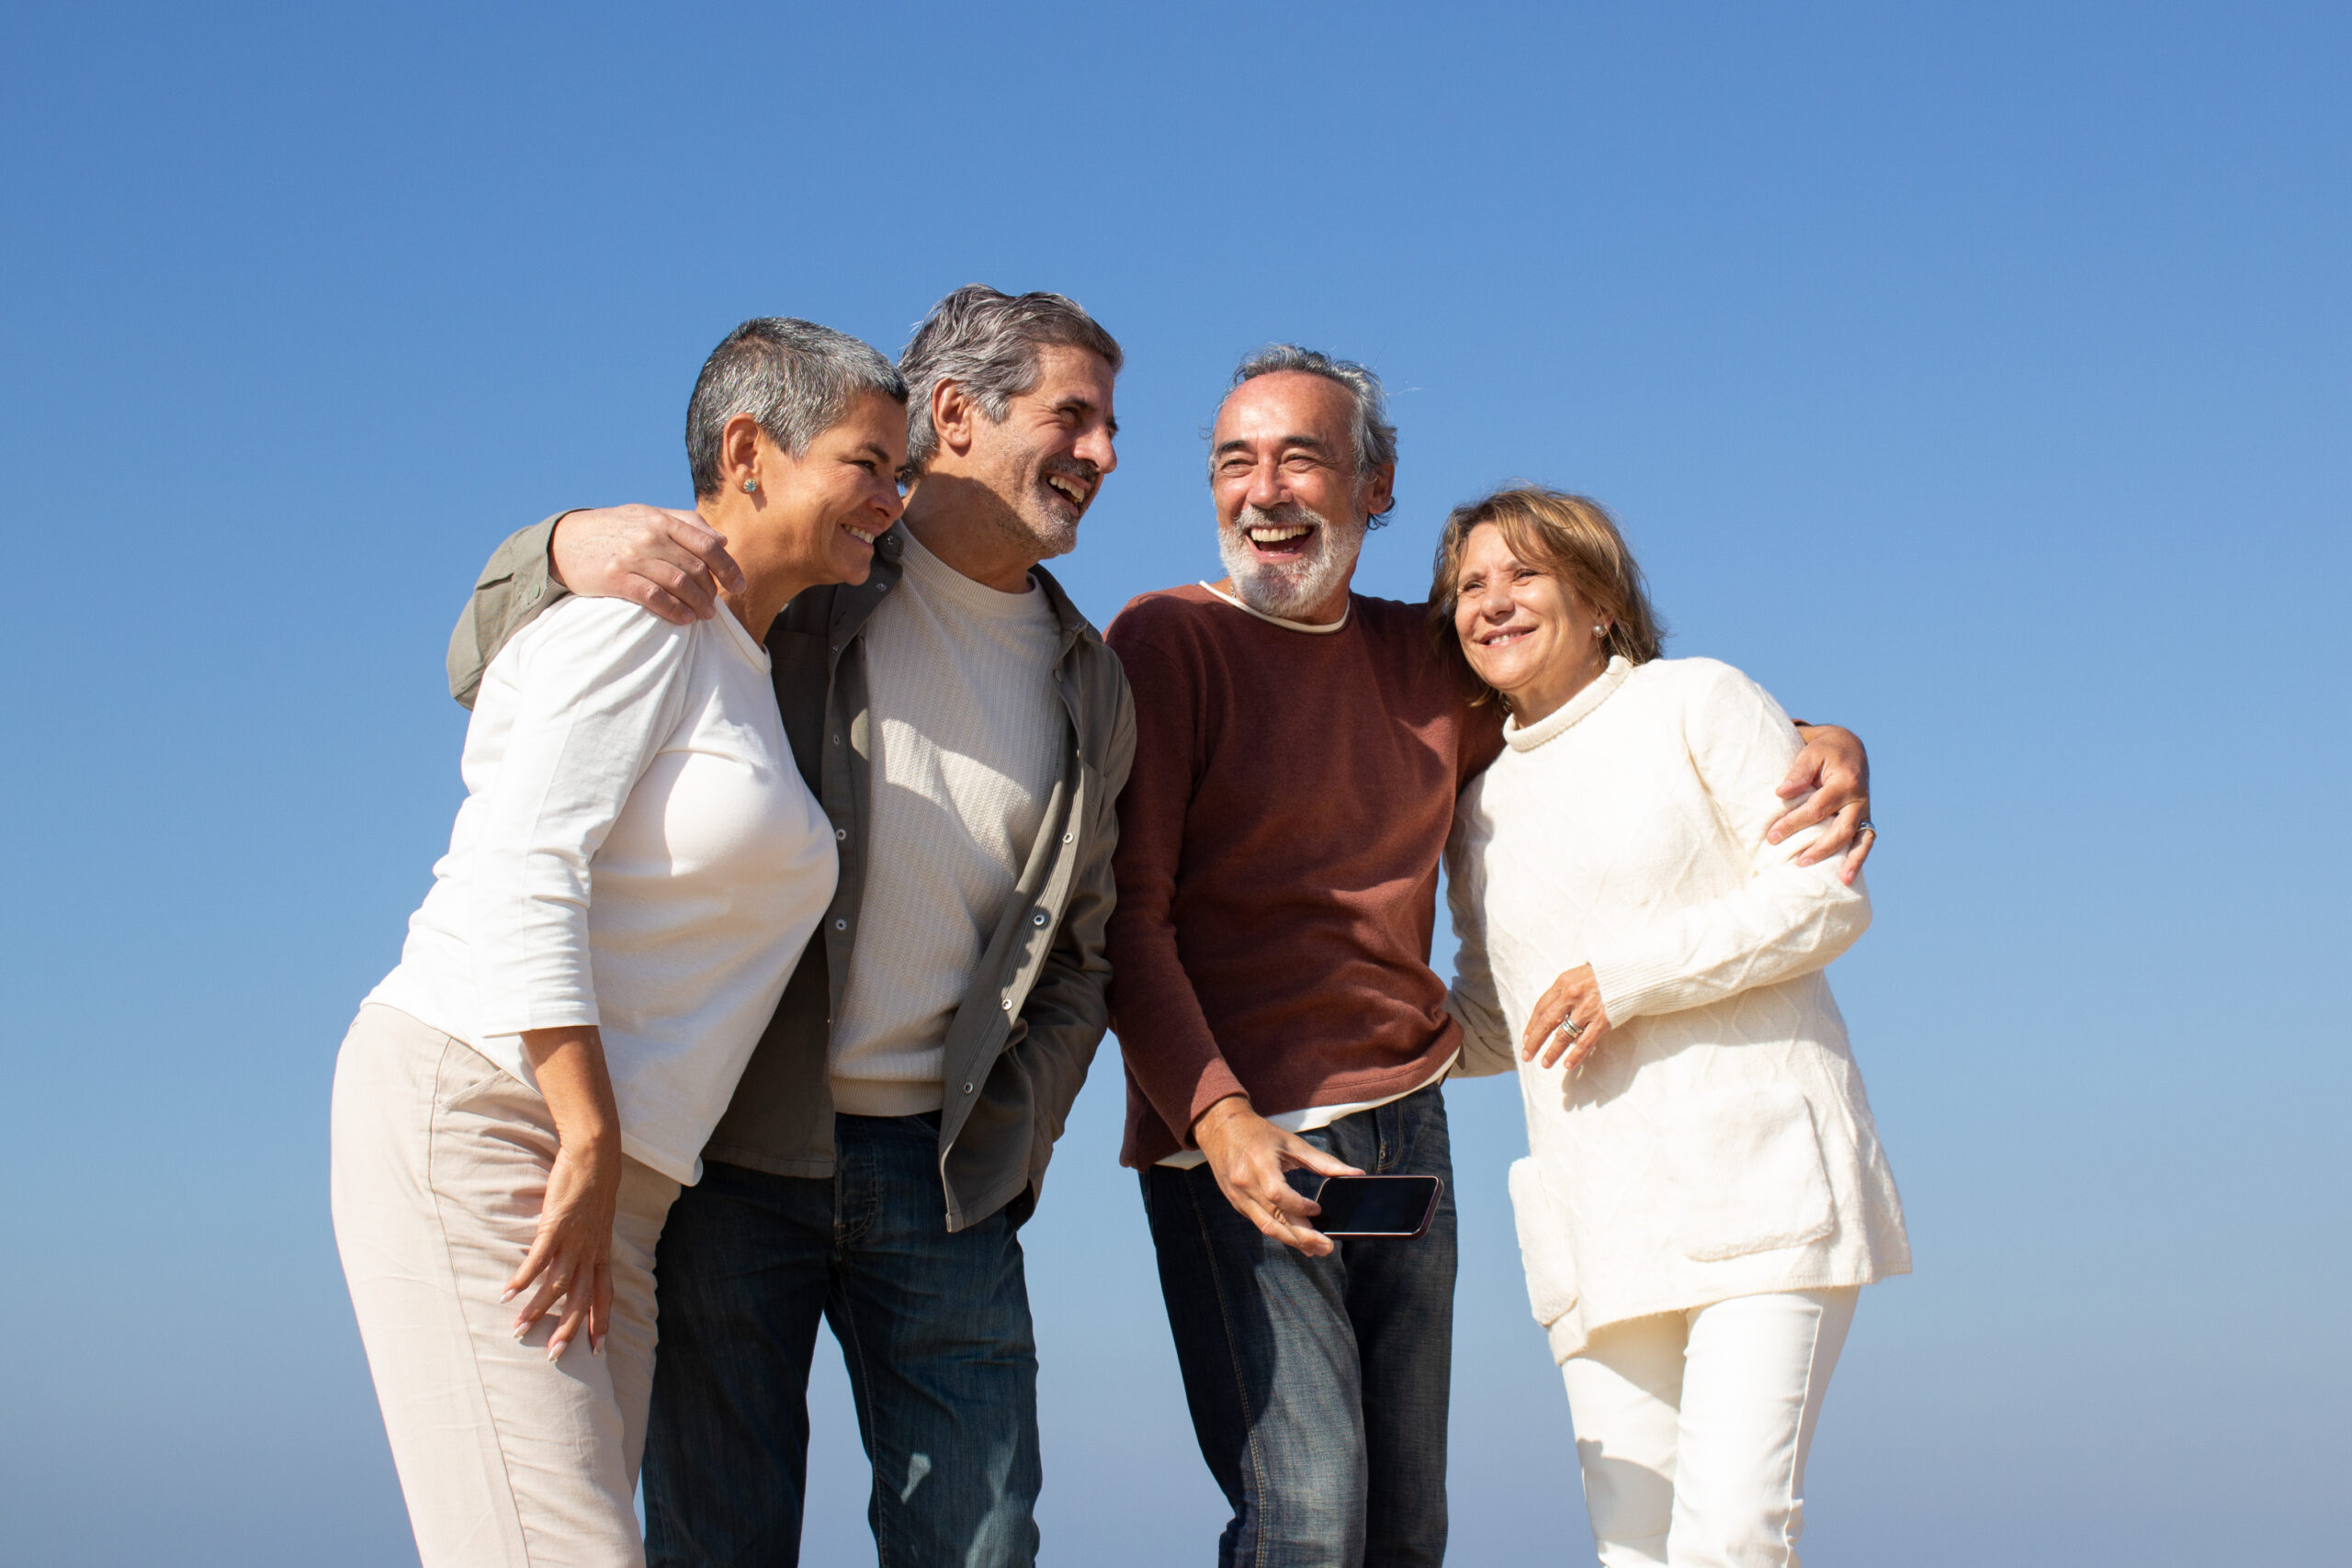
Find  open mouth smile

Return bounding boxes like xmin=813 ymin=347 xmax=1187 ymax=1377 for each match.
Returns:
xmin=1044 ymin=471 xmax=1095 ymax=512
xmin=1244 ymin=522 xmax=1317 ymax=559
xmin=1476 ymin=624 xmax=1535 ymax=647
xmin=841 ymin=523 xmax=880 ymax=549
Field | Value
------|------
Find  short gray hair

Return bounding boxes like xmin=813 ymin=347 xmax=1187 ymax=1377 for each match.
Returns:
xmin=686 ymin=318 xmax=907 ymax=497
xmin=899 ymin=285 xmax=1124 ymax=473
xmin=1226 ymin=344 xmax=1399 ymax=524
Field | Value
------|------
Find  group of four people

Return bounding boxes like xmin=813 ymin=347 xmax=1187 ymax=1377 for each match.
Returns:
xmin=329 ymin=286 xmax=1908 ymax=1568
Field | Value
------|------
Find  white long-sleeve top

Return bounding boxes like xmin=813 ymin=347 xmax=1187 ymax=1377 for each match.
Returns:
xmin=1446 ymin=655 xmax=1909 ymax=1361
xmin=368 ymin=595 xmax=837 ymax=1184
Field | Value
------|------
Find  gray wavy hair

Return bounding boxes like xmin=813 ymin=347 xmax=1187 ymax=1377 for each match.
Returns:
xmin=685 ymin=318 xmax=906 ymax=497
xmin=1225 ymin=344 xmax=1399 ymax=525
xmin=899 ymin=285 xmax=1125 ymax=474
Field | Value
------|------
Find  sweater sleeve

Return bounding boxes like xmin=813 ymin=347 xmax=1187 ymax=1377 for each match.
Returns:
xmin=469 ymin=599 xmax=697 ymax=1035
xmin=1104 ymin=624 xmax=1250 ymax=1142
xmin=1442 ymin=799 xmax=1516 ymax=1077
xmin=1585 ymin=661 xmax=1872 ymax=1025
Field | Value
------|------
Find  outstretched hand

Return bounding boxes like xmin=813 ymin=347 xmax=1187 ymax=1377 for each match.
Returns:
xmin=548 ymin=504 xmax=747 ymax=626
xmin=1192 ymin=1096 xmax=1363 ymax=1258
xmin=1770 ymin=724 xmax=1875 ymax=885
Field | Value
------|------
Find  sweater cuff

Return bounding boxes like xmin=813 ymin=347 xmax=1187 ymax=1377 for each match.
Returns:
xmin=1587 ymin=947 xmax=1684 ymax=1028
xmin=1180 ymin=1060 xmax=1250 ymax=1148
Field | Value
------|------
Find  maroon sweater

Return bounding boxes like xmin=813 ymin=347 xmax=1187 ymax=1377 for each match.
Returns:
xmin=1106 ymin=584 xmax=1507 ymax=1168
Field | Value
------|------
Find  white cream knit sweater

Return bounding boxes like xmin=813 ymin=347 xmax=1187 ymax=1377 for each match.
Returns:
xmin=1446 ymin=656 xmax=1909 ymax=1362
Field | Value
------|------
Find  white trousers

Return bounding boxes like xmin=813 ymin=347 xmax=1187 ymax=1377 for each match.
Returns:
xmin=1561 ymin=1288 xmax=1857 ymax=1568
xmin=330 ymin=1003 xmax=680 ymax=1568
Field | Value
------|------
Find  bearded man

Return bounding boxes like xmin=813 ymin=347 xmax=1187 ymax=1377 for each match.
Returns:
xmin=1103 ymin=346 xmax=1874 ymax=1568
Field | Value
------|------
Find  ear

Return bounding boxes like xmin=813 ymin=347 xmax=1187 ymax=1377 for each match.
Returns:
xmin=1361 ymin=461 xmax=1397 ymax=522
xmin=719 ymin=413 xmax=766 ymax=492
xmin=930 ymin=378 xmax=978 ymax=458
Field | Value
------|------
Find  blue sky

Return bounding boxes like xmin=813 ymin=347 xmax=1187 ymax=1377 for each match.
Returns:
xmin=3 ymin=3 xmax=2346 ymax=1563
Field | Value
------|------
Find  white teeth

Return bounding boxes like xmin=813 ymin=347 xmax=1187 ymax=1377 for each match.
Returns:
xmin=844 ymin=525 xmax=875 ymax=544
xmin=1046 ymin=475 xmax=1086 ymax=503
xmin=1248 ymin=525 xmax=1309 ymax=543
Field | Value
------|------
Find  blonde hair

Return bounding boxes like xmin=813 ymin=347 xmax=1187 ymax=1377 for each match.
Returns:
xmin=1427 ymin=486 xmax=1666 ymax=705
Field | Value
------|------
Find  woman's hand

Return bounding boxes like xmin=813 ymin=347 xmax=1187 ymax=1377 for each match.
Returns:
xmin=1521 ymin=964 xmax=1614 ymax=1069
xmin=503 ymin=1025 xmax=623 ymax=1360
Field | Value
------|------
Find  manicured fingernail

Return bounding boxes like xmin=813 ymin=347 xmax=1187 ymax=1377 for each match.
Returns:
xmin=500 ymin=1287 xmax=517 ymax=1303
xmin=548 ymin=1340 xmax=564 ymax=1362
xmin=512 ymin=1321 xmax=528 ymax=1340
xmin=593 ymin=1338 xmax=606 ymax=1359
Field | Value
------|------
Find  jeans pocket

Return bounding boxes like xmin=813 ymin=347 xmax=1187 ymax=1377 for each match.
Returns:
xmin=1662 ymin=1084 xmax=1835 ymax=1262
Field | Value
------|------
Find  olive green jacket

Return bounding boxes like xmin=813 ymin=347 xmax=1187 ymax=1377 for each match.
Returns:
xmin=448 ymin=516 xmax=1136 ymax=1230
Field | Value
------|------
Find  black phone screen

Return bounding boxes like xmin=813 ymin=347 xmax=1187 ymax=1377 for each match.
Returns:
xmin=1311 ymin=1176 xmax=1442 ymax=1236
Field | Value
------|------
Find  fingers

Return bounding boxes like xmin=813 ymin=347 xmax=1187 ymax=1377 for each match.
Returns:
xmin=622 ymin=547 xmax=723 ymax=625
xmin=547 ymin=1292 xmax=589 ymax=1362
xmin=1280 ymin=1134 xmax=1363 ymax=1179
xmin=588 ymin=1259 xmax=612 ymax=1357
xmin=1521 ymin=987 xmax=1571 ymax=1058
xmin=659 ymin=508 xmax=746 ymax=594
xmin=1765 ymin=786 xmax=1838 ymax=845
xmin=1839 ymin=824 xmax=1876 ymax=885
xmin=1794 ymin=800 xmax=1863 ymax=867
xmin=1239 ymin=1190 xmax=1334 ymax=1256
xmin=1775 ymin=749 xmax=1824 ymax=800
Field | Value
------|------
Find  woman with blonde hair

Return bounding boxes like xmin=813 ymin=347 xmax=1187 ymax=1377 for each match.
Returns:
xmin=1437 ymin=487 xmax=1909 ymax=1567
xmin=331 ymin=318 xmax=907 ymax=1567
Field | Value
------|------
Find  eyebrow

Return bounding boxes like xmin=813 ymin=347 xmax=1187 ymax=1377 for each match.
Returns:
xmin=851 ymin=442 xmax=895 ymax=465
xmin=1213 ymin=434 xmax=1335 ymax=459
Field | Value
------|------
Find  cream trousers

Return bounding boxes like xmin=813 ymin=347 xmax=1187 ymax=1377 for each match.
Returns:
xmin=330 ymin=1003 xmax=680 ymax=1568
xmin=1561 ymin=1288 xmax=1857 ymax=1568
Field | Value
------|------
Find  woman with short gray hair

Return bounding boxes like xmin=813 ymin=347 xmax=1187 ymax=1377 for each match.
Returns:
xmin=330 ymin=318 xmax=905 ymax=1567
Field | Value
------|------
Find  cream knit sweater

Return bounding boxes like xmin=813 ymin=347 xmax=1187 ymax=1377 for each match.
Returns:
xmin=1446 ymin=656 xmax=1909 ymax=1362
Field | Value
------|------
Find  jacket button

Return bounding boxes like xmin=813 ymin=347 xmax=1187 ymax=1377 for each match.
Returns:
xmin=1061 ymin=832 xmax=1074 ymax=844
xmin=1000 ymin=998 xmax=1012 ymax=1010
xmin=964 ymin=1082 xmax=976 ymax=1094
xmin=834 ymin=828 xmax=847 ymax=840
xmin=1032 ymin=911 xmax=1048 ymax=926
xmin=877 ymin=582 xmax=890 ymax=593
xmin=832 ymin=733 xmax=842 ymax=746
xmin=833 ymin=919 xmax=848 ymax=931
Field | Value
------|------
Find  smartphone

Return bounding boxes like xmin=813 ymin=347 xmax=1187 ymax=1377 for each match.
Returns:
xmin=1307 ymin=1175 xmax=1443 ymax=1238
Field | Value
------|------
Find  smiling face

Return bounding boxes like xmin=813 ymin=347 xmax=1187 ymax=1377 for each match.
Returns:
xmin=954 ymin=343 xmax=1119 ymax=560
xmin=754 ymin=389 xmax=910 ymax=585
xmin=1209 ymin=371 xmax=1394 ymax=622
xmin=1452 ymin=521 xmax=1611 ymax=724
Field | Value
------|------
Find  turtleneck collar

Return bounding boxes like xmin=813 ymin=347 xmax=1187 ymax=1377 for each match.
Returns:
xmin=1503 ymin=655 xmax=1634 ymax=751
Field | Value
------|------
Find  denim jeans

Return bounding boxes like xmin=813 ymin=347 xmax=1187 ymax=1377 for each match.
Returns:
xmin=642 ymin=1113 xmax=1042 ymax=1568
xmin=1142 ymin=1084 xmax=1456 ymax=1568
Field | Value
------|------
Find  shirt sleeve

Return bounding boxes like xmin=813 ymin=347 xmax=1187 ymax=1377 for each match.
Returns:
xmin=447 ymin=513 xmax=576 ymax=710
xmin=1585 ymin=661 xmax=1872 ymax=1025
xmin=1103 ymin=624 xmax=1250 ymax=1143
xmin=469 ymin=599 xmax=696 ymax=1035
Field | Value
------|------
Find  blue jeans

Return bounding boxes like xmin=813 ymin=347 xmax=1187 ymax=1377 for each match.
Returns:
xmin=1142 ymin=1084 xmax=1456 ymax=1568
xmin=643 ymin=1113 xmax=1042 ymax=1568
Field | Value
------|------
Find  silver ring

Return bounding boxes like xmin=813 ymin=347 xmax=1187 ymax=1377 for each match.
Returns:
xmin=1855 ymin=818 xmax=1876 ymax=835
xmin=1560 ymin=1020 xmax=1584 ymax=1040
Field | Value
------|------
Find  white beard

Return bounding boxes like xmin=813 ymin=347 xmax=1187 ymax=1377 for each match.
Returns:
xmin=1217 ymin=502 xmax=1367 ymax=621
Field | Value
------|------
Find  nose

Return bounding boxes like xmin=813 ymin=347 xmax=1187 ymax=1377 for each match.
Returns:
xmin=1076 ymin=421 xmax=1117 ymax=476
xmin=873 ymin=474 xmax=906 ymax=523
xmin=1476 ymin=577 xmax=1515 ymax=616
xmin=1244 ymin=457 xmax=1284 ymax=512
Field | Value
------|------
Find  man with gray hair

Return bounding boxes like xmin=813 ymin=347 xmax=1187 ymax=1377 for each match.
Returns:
xmin=447 ymin=285 xmax=1132 ymax=1567
xmin=1106 ymin=346 xmax=1876 ymax=1566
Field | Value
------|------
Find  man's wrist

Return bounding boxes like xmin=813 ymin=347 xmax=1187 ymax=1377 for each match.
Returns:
xmin=1191 ymin=1092 xmax=1251 ymax=1144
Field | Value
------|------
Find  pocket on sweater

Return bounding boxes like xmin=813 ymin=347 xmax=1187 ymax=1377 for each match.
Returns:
xmin=1508 ymin=1156 xmax=1579 ymax=1326
xmin=1663 ymin=1085 xmax=1835 ymax=1262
